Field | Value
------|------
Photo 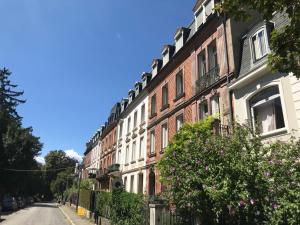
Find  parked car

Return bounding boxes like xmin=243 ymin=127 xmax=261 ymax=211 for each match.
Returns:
xmin=2 ymin=196 xmax=18 ymax=211
xmin=16 ymin=197 xmax=25 ymax=209
xmin=26 ymin=197 xmax=34 ymax=205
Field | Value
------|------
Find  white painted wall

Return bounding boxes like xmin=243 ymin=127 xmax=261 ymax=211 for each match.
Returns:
xmin=116 ymin=95 xmax=148 ymax=194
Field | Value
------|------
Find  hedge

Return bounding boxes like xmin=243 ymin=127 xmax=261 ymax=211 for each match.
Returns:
xmin=79 ymin=189 xmax=92 ymax=210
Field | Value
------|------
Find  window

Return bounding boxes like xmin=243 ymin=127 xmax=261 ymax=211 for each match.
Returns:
xmin=151 ymin=95 xmax=157 ymax=116
xmin=162 ymin=84 xmax=169 ymax=108
xmin=125 ymin=145 xmax=129 ymax=164
xmin=119 ymin=122 xmax=123 ymax=139
xmin=118 ymin=149 xmax=121 ymax=164
xmin=138 ymin=173 xmax=144 ymax=194
xmin=176 ymin=70 xmax=184 ymax=98
xmin=130 ymin=175 xmax=134 ymax=193
xmin=112 ymin=153 xmax=116 ymax=164
xmin=141 ymin=104 xmax=145 ymax=123
xmin=176 ymin=114 xmax=184 ymax=131
xmin=252 ymin=29 xmax=267 ymax=61
xmin=204 ymin=0 xmax=213 ymax=18
xmin=161 ymin=123 xmax=168 ymax=150
xmin=124 ymin=177 xmax=127 ymax=191
xmin=249 ymin=86 xmax=285 ymax=134
xmin=198 ymin=51 xmax=206 ymax=78
xmin=196 ymin=8 xmax=204 ymax=28
xmin=211 ymin=95 xmax=220 ymax=116
xmin=208 ymin=41 xmax=218 ymax=70
xmin=132 ymin=141 xmax=136 ymax=162
xmin=134 ymin=111 xmax=138 ymax=128
xmin=127 ymin=117 xmax=131 ymax=133
xmin=199 ymin=100 xmax=209 ymax=119
xmin=150 ymin=131 xmax=155 ymax=155
xmin=139 ymin=136 xmax=144 ymax=159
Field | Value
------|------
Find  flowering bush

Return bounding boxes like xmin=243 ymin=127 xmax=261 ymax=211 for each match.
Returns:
xmin=157 ymin=118 xmax=300 ymax=225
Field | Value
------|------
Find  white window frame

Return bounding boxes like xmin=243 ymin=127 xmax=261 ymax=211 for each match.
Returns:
xmin=141 ymin=104 xmax=146 ymax=123
xmin=247 ymin=84 xmax=288 ymax=137
xmin=176 ymin=114 xmax=184 ymax=132
xmin=161 ymin=123 xmax=168 ymax=150
xmin=131 ymin=141 xmax=136 ymax=162
xmin=150 ymin=130 xmax=155 ymax=155
xmin=194 ymin=0 xmax=215 ymax=29
xmin=249 ymin=26 xmax=270 ymax=63
xmin=139 ymin=136 xmax=144 ymax=159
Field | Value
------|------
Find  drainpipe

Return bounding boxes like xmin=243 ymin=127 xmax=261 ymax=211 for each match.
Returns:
xmin=222 ymin=13 xmax=234 ymax=125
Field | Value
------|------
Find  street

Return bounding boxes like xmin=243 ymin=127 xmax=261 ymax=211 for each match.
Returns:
xmin=1 ymin=203 xmax=70 ymax=225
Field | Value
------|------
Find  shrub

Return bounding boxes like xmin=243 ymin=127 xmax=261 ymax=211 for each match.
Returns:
xmin=79 ymin=189 xmax=92 ymax=210
xmin=157 ymin=118 xmax=300 ymax=225
xmin=110 ymin=189 xmax=145 ymax=225
xmin=96 ymin=191 xmax=112 ymax=218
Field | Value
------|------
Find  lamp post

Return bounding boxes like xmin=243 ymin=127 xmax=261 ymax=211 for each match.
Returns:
xmin=75 ymin=163 xmax=83 ymax=212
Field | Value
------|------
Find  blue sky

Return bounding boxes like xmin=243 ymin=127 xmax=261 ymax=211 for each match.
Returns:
xmin=0 ymin=0 xmax=196 ymax=158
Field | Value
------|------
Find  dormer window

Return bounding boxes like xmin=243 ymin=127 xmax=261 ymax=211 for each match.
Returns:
xmin=194 ymin=0 xmax=214 ymax=30
xmin=162 ymin=45 xmax=175 ymax=66
xmin=142 ymin=72 xmax=152 ymax=89
xmin=174 ymin=28 xmax=190 ymax=53
xmin=128 ymin=90 xmax=135 ymax=103
xmin=151 ymin=59 xmax=162 ymax=78
xmin=251 ymin=28 xmax=268 ymax=61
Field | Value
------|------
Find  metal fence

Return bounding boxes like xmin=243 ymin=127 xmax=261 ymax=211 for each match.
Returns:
xmin=161 ymin=207 xmax=200 ymax=225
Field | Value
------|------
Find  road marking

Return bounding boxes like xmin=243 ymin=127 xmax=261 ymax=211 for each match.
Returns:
xmin=58 ymin=206 xmax=76 ymax=225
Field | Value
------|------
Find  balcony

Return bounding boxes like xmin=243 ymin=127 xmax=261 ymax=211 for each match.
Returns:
xmin=211 ymin=119 xmax=231 ymax=136
xmin=107 ymin=163 xmax=121 ymax=177
xmin=96 ymin=168 xmax=109 ymax=182
xmin=196 ymin=66 xmax=220 ymax=93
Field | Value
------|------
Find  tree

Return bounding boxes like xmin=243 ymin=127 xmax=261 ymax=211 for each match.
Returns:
xmin=0 ymin=68 xmax=25 ymax=194
xmin=215 ymin=0 xmax=300 ymax=77
xmin=44 ymin=150 xmax=77 ymax=199
xmin=157 ymin=118 xmax=300 ymax=224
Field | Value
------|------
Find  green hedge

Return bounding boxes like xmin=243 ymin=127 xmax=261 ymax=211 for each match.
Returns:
xmin=96 ymin=191 xmax=112 ymax=218
xmin=79 ymin=189 xmax=92 ymax=210
xmin=95 ymin=190 xmax=146 ymax=225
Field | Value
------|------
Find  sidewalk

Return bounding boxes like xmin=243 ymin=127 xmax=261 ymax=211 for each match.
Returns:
xmin=59 ymin=205 xmax=95 ymax=225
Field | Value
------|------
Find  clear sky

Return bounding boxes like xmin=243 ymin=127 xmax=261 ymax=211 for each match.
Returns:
xmin=0 ymin=0 xmax=196 ymax=158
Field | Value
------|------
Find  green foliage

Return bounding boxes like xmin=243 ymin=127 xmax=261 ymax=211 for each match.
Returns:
xmin=95 ymin=190 xmax=145 ymax=225
xmin=96 ymin=191 xmax=112 ymax=218
xmin=79 ymin=189 xmax=92 ymax=210
xmin=158 ymin=118 xmax=300 ymax=224
xmin=0 ymin=68 xmax=44 ymax=198
xmin=110 ymin=189 xmax=145 ymax=225
xmin=80 ymin=179 xmax=93 ymax=190
xmin=215 ymin=0 xmax=300 ymax=77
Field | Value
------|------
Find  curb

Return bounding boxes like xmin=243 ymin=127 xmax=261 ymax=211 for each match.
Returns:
xmin=58 ymin=206 xmax=76 ymax=225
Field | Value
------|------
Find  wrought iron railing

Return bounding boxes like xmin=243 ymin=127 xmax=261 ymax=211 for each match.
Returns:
xmin=196 ymin=66 xmax=220 ymax=93
xmin=211 ymin=119 xmax=232 ymax=136
xmin=107 ymin=163 xmax=120 ymax=174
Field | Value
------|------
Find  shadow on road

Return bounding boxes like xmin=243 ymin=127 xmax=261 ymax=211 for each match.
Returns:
xmin=30 ymin=203 xmax=58 ymax=208
xmin=0 ymin=218 xmax=6 ymax=223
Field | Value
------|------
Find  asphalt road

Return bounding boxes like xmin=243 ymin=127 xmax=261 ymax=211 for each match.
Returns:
xmin=1 ymin=203 xmax=70 ymax=225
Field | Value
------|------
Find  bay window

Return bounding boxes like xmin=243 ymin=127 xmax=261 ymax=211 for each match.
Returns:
xmin=249 ymin=86 xmax=285 ymax=134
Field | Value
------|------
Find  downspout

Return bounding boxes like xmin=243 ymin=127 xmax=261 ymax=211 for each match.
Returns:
xmin=222 ymin=13 xmax=234 ymax=125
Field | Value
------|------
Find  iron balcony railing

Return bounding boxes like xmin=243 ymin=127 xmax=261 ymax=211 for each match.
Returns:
xmin=107 ymin=163 xmax=120 ymax=174
xmin=96 ymin=168 xmax=109 ymax=181
xmin=196 ymin=65 xmax=220 ymax=93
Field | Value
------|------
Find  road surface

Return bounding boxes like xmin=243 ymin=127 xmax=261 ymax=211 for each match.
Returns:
xmin=1 ymin=203 xmax=70 ymax=225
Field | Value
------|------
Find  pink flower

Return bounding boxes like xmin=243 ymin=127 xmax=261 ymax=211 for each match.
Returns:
xmin=264 ymin=171 xmax=270 ymax=177
xmin=205 ymin=166 xmax=209 ymax=171
xmin=239 ymin=200 xmax=246 ymax=207
xmin=272 ymin=203 xmax=278 ymax=209
xmin=250 ymin=199 xmax=255 ymax=205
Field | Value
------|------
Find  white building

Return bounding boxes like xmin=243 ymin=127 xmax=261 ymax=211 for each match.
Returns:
xmin=229 ymin=13 xmax=300 ymax=141
xmin=116 ymin=72 xmax=152 ymax=194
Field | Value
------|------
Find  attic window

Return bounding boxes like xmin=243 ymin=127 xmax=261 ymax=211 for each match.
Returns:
xmin=195 ymin=0 xmax=214 ymax=29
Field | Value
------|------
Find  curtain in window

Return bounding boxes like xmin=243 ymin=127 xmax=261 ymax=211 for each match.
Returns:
xmin=255 ymin=101 xmax=276 ymax=133
xmin=211 ymin=96 xmax=220 ymax=116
